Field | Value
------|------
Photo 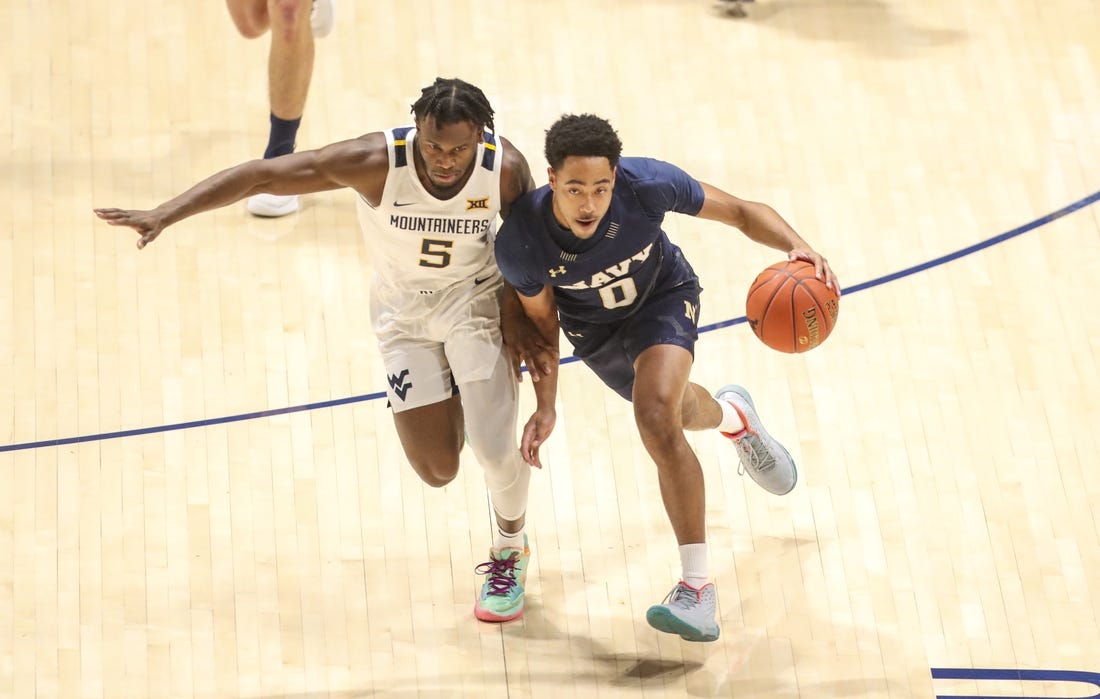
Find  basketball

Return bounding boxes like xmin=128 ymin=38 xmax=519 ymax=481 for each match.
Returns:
xmin=745 ymin=260 xmax=839 ymax=353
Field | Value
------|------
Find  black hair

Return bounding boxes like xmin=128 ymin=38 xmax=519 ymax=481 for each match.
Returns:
xmin=544 ymin=114 xmax=623 ymax=170
xmin=410 ymin=77 xmax=495 ymax=131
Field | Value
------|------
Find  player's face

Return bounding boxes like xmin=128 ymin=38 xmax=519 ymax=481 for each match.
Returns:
xmin=548 ymin=156 xmax=616 ymax=239
xmin=414 ymin=118 xmax=483 ymax=196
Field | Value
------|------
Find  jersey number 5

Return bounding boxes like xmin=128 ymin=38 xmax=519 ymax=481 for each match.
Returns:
xmin=419 ymin=238 xmax=453 ymax=268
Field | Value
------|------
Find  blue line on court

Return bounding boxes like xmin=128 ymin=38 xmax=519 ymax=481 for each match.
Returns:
xmin=931 ymin=667 xmax=1100 ymax=699
xmin=3 ymin=189 xmax=1098 ymax=454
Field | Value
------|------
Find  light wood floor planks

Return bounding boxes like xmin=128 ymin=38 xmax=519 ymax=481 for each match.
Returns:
xmin=2 ymin=0 xmax=1099 ymax=697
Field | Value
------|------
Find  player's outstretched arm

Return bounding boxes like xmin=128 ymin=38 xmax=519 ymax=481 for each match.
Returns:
xmin=695 ymin=181 xmax=841 ymax=293
xmin=95 ymin=135 xmax=386 ymax=249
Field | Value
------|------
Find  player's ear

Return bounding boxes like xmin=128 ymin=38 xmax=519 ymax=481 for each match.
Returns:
xmin=547 ymin=167 xmax=556 ymax=190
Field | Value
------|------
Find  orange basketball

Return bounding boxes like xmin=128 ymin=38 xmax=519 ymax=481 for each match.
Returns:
xmin=746 ymin=260 xmax=839 ymax=353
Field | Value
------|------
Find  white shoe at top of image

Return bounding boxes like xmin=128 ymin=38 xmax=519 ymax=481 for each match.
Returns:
xmin=247 ymin=193 xmax=300 ymax=218
xmin=311 ymin=0 xmax=336 ymax=38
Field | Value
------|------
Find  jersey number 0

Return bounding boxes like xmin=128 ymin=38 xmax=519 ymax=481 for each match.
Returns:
xmin=597 ymin=278 xmax=638 ymax=309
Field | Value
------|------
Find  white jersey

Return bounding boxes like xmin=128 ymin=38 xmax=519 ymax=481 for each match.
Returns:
xmin=355 ymin=125 xmax=504 ymax=295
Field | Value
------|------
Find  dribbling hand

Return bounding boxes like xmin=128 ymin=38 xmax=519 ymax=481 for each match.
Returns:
xmin=788 ymin=248 xmax=841 ymax=295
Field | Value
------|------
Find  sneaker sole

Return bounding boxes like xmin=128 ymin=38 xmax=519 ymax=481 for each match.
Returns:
xmin=247 ymin=204 xmax=299 ymax=217
xmin=473 ymin=603 xmax=524 ymax=623
xmin=247 ymin=195 xmax=300 ymax=218
xmin=716 ymin=384 xmax=798 ymax=495
xmin=645 ymin=606 xmax=720 ymax=642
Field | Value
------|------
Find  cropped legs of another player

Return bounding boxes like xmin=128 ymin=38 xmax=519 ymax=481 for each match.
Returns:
xmin=225 ymin=0 xmax=336 ymax=217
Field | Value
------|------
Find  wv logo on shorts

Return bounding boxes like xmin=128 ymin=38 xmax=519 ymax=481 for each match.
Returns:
xmin=388 ymin=369 xmax=413 ymax=401
xmin=466 ymin=197 xmax=489 ymax=211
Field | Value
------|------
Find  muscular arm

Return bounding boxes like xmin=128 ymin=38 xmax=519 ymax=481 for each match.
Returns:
xmin=695 ymin=181 xmax=840 ymax=291
xmin=96 ymin=133 xmax=390 ymax=248
xmin=495 ymin=136 xmax=557 ymax=378
xmin=514 ymin=285 xmax=560 ymax=468
xmin=516 ymin=286 xmax=560 ymax=408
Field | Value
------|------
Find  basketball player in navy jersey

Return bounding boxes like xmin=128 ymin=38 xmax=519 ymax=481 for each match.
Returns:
xmin=495 ymin=114 xmax=839 ymax=642
xmin=96 ymin=78 xmax=556 ymax=623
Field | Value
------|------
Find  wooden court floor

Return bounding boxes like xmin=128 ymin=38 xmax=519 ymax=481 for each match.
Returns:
xmin=2 ymin=0 xmax=1099 ymax=697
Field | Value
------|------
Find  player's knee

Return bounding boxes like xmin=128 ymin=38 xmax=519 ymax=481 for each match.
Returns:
xmin=635 ymin=403 xmax=683 ymax=449
xmin=465 ymin=434 xmax=513 ymax=470
xmin=227 ymin=9 xmax=268 ymax=38
xmin=481 ymin=455 xmax=525 ymax=490
xmin=409 ymin=459 xmax=459 ymax=488
xmin=635 ymin=397 xmax=681 ymax=431
xmin=269 ymin=0 xmax=309 ymax=30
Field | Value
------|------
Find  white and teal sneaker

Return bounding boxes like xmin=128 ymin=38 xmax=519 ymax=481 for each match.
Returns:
xmin=646 ymin=581 xmax=720 ymax=642
xmin=716 ymin=384 xmax=798 ymax=496
xmin=473 ymin=537 xmax=529 ymax=622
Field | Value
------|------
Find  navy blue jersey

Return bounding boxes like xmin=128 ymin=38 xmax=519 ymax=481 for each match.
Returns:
xmin=496 ymin=157 xmax=706 ymax=323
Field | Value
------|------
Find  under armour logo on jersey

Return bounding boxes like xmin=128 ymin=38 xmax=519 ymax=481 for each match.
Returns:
xmin=565 ymin=330 xmax=584 ymax=338
xmin=466 ymin=197 xmax=489 ymax=211
xmin=548 ymin=266 xmax=567 ymax=277
xmin=684 ymin=300 xmax=698 ymax=323
xmin=388 ymin=369 xmax=413 ymax=401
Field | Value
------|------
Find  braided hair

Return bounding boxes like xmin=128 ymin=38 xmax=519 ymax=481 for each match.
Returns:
xmin=544 ymin=114 xmax=623 ymax=170
xmin=410 ymin=77 xmax=495 ymax=131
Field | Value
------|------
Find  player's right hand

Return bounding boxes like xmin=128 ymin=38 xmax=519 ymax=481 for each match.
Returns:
xmin=520 ymin=408 xmax=556 ymax=469
xmin=94 ymin=208 xmax=167 ymax=249
xmin=501 ymin=311 xmax=558 ymax=383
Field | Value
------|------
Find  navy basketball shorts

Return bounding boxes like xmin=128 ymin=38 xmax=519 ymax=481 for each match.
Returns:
xmin=561 ymin=281 xmax=702 ymax=401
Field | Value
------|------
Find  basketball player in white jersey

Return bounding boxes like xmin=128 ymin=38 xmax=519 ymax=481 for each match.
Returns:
xmin=95 ymin=78 xmax=555 ymax=623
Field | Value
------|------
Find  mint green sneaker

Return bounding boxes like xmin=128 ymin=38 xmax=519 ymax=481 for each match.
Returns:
xmin=473 ymin=537 xmax=529 ymax=622
xmin=646 ymin=581 xmax=720 ymax=642
xmin=716 ymin=384 xmax=798 ymax=496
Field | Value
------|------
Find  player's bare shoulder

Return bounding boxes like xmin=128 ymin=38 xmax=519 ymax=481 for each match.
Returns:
xmin=498 ymin=136 xmax=535 ymax=216
xmin=315 ymin=131 xmax=391 ymax=206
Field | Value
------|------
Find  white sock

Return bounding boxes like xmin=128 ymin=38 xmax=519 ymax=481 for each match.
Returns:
xmin=494 ymin=523 xmax=525 ymax=551
xmin=679 ymin=543 xmax=709 ymax=589
xmin=717 ymin=397 xmax=745 ymax=435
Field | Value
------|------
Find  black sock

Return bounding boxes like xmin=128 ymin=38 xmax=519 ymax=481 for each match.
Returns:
xmin=263 ymin=113 xmax=301 ymax=159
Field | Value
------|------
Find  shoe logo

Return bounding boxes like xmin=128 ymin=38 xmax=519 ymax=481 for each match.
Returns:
xmin=387 ymin=369 xmax=413 ymax=400
xmin=393 ymin=200 xmax=416 ymax=207
xmin=474 ymin=275 xmax=492 ymax=285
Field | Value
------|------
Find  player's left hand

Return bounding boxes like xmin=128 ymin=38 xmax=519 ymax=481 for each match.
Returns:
xmin=788 ymin=248 xmax=841 ymax=295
